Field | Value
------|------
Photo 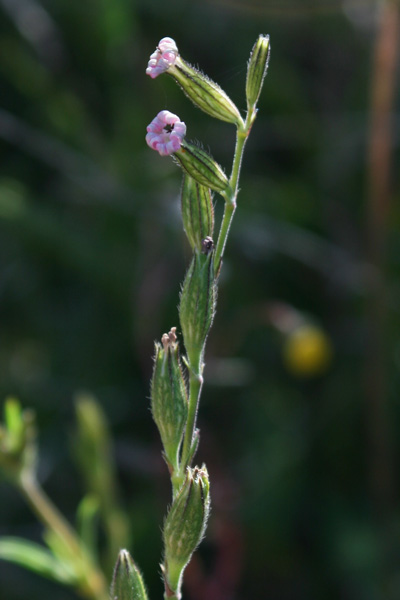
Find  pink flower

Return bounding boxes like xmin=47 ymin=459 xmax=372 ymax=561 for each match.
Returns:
xmin=146 ymin=110 xmax=186 ymax=156
xmin=146 ymin=37 xmax=178 ymax=79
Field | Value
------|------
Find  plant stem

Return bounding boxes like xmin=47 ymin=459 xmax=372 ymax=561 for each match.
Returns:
xmin=181 ymin=368 xmax=203 ymax=471
xmin=182 ymin=110 xmax=257 ymax=468
xmin=214 ymin=198 xmax=236 ymax=274
xmin=19 ymin=473 xmax=108 ymax=600
xmin=214 ymin=109 xmax=256 ymax=272
xmin=19 ymin=473 xmax=82 ymax=555
xmin=230 ymin=123 xmax=249 ymax=194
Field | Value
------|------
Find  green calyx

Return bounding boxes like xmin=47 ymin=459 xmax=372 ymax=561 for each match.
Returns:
xmin=181 ymin=175 xmax=214 ymax=253
xmin=150 ymin=327 xmax=188 ymax=472
xmin=169 ymin=58 xmax=243 ymax=127
xmin=174 ymin=142 xmax=230 ymax=193
xmin=163 ymin=465 xmax=210 ymax=594
xmin=110 ymin=549 xmax=148 ymax=600
xmin=179 ymin=244 xmax=216 ymax=373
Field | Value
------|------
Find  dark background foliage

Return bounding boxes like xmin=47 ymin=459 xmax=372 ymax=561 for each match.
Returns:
xmin=1 ymin=1 xmax=400 ymax=599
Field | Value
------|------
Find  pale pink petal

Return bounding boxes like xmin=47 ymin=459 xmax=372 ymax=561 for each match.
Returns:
xmin=146 ymin=37 xmax=178 ymax=79
xmin=145 ymin=110 xmax=186 ymax=156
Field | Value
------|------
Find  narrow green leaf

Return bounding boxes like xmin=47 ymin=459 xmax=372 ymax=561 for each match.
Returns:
xmin=0 ymin=537 xmax=77 ymax=584
xmin=4 ymin=398 xmax=23 ymax=439
xmin=43 ymin=529 xmax=76 ymax=566
xmin=76 ymin=494 xmax=100 ymax=559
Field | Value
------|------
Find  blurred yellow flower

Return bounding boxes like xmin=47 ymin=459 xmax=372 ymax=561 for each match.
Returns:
xmin=283 ymin=325 xmax=333 ymax=377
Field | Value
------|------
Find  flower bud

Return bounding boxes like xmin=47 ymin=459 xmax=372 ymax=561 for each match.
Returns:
xmin=150 ymin=328 xmax=188 ymax=470
xmin=179 ymin=243 xmax=216 ymax=371
xmin=175 ymin=142 xmax=229 ymax=193
xmin=163 ymin=466 xmax=210 ymax=593
xmin=111 ymin=549 xmax=148 ymax=600
xmin=246 ymin=34 xmax=270 ymax=110
xmin=181 ymin=175 xmax=214 ymax=253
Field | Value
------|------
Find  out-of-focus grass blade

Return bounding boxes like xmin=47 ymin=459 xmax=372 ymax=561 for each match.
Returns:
xmin=0 ymin=537 xmax=77 ymax=584
xmin=76 ymin=494 xmax=100 ymax=559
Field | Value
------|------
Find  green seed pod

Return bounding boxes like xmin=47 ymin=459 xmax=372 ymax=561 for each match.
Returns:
xmin=175 ymin=142 xmax=229 ymax=194
xmin=150 ymin=327 xmax=188 ymax=470
xmin=179 ymin=241 xmax=216 ymax=371
xmin=181 ymin=175 xmax=214 ymax=253
xmin=163 ymin=465 xmax=210 ymax=594
xmin=111 ymin=549 xmax=148 ymax=600
xmin=246 ymin=34 xmax=270 ymax=110
xmin=169 ymin=58 xmax=243 ymax=127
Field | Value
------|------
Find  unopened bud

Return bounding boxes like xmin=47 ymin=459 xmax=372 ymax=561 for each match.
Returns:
xmin=179 ymin=245 xmax=216 ymax=371
xmin=246 ymin=34 xmax=270 ymax=110
xmin=111 ymin=549 xmax=148 ymax=600
xmin=181 ymin=175 xmax=214 ymax=253
xmin=175 ymin=142 xmax=229 ymax=193
xmin=150 ymin=328 xmax=188 ymax=470
xmin=163 ymin=466 xmax=210 ymax=594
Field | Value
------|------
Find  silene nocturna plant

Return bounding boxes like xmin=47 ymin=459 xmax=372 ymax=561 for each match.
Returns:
xmin=0 ymin=34 xmax=270 ymax=600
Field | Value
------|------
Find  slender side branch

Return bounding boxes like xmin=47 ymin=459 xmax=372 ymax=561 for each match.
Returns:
xmin=19 ymin=474 xmax=108 ymax=600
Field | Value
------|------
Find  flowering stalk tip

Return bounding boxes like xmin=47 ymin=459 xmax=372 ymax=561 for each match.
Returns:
xmin=146 ymin=110 xmax=186 ymax=157
xmin=144 ymin=33 xmax=270 ymax=600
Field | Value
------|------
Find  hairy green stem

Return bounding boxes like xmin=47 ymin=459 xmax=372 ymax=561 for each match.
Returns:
xmin=181 ymin=369 xmax=203 ymax=472
xmin=19 ymin=473 xmax=108 ymax=600
xmin=214 ymin=109 xmax=256 ymax=272
xmin=183 ymin=110 xmax=257 ymax=466
xmin=214 ymin=198 xmax=236 ymax=274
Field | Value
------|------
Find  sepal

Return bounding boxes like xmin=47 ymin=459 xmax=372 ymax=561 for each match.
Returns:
xmin=179 ymin=241 xmax=216 ymax=371
xmin=163 ymin=465 xmax=210 ymax=594
xmin=175 ymin=142 xmax=229 ymax=193
xmin=110 ymin=549 xmax=148 ymax=600
xmin=169 ymin=57 xmax=243 ymax=126
xmin=150 ymin=328 xmax=188 ymax=471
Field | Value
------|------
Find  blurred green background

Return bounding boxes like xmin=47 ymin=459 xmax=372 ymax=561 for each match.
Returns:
xmin=1 ymin=0 xmax=400 ymax=599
